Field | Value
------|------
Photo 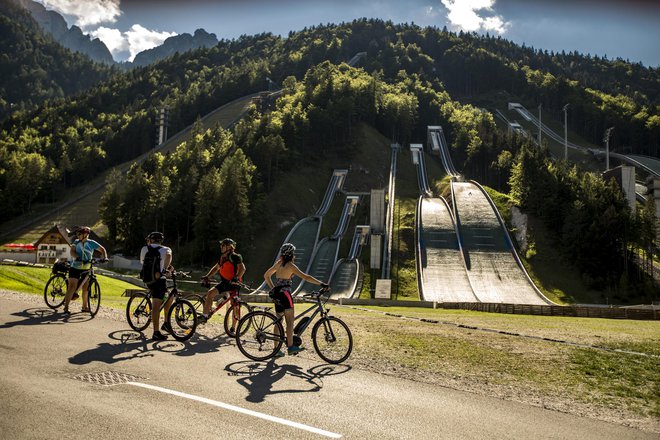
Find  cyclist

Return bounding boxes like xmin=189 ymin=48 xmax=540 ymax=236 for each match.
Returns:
xmin=199 ymin=238 xmax=246 ymax=327
xmin=140 ymin=231 xmax=173 ymax=341
xmin=63 ymin=226 xmax=108 ymax=315
xmin=264 ymin=242 xmax=328 ymax=357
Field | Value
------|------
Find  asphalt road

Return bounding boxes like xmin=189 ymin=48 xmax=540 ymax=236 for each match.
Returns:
xmin=0 ymin=292 xmax=654 ymax=440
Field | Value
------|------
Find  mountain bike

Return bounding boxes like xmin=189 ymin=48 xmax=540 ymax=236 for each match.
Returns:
xmin=44 ymin=258 xmax=104 ymax=316
xmin=195 ymin=279 xmax=254 ymax=338
xmin=235 ymin=287 xmax=353 ymax=364
xmin=125 ymin=270 xmax=198 ymax=341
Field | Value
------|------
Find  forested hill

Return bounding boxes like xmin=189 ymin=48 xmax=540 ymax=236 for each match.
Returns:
xmin=1 ymin=19 xmax=658 ymax=224
xmin=0 ymin=0 xmax=113 ymax=119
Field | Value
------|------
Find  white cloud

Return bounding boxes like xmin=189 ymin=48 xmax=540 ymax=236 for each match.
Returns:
xmin=125 ymin=24 xmax=177 ymax=62
xmin=40 ymin=0 xmax=122 ymax=28
xmin=89 ymin=26 xmax=127 ymax=55
xmin=89 ymin=25 xmax=177 ymax=62
xmin=441 ymin=0 xmax=509 ymax=34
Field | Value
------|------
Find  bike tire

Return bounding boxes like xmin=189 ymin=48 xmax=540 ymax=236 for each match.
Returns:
xmin=312 ymin=316 xmax=353 ymax=364
xmin=167 ymin=299 xmax=197 ymax=342
xmin=44 ymin=274 xmax=67 ymax=309
xmin=235 ymin=310 xmax=283 ymax=361
xmin=126 ymin=293 xmax=152 ymax=332
xmin=187 ymin=294 xmax=205 ymax=314
xmin=224 ymin=301 xmax=251 ymax=338
xmin=88 ymin=279 xmax=101 ymax=317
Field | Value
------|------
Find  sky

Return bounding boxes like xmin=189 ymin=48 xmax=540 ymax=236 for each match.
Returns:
xmin=34 ymin=0 xmax=660 ymax=66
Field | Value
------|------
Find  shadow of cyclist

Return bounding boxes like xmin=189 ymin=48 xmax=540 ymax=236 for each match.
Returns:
xmin=0 ymin=307 xmax=92 ymax=329
xmin=69 ymin=330 xmax=154 ymax=365
xmin=225 ymin=360 xmax=352 ymax=403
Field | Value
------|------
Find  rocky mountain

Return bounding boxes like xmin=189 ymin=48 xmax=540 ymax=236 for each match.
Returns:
xmin=131 ymin=29 xmax=218 ymax=67
xmin=17 ymin=0 xmax=114 ymax=65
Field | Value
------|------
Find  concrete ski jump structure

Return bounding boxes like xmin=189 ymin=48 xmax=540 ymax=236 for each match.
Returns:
xmin=254 ymin=169 xmax=348 ymax=294
xmin=415 ymin=126 xmax=554 ymax=305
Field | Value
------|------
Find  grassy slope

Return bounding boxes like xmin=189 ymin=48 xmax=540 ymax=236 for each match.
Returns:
xmin=0 ymin=265 xmax=136 ymax=310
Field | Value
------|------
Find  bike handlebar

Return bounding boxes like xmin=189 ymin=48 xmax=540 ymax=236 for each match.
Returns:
xmin=171 ymin=270 xmax=191 ymax=278
xmin=301 ymin=286 xmax=331 ymax=300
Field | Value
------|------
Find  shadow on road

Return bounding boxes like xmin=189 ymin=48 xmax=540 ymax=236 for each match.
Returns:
xmin=69 ymin=330 xmax=155 ymax=365
xmin=0 ymin=307 xmax=92 ymax=329
xmin=225 ymin=360 xmax=352 ymax=403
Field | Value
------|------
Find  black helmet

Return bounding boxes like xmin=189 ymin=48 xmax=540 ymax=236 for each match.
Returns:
xmin=280 ymin=243 xmax=296 ymax=257
xmin=220 ymin=238 xmax=236 ymax=247
xmin=75 ymin=226 xmax=91 ymax=235
xmin=147 ymin=231 xmax=164 ymax=242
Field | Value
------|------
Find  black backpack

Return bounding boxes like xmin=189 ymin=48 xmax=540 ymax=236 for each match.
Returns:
xmin=140 ymin=245 xmax=162 ymax=285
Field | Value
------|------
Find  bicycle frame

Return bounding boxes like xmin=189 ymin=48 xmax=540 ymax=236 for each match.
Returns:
xmin=208 ymin=288 xmax=241 ymax=317
xmin=262 ymin=293 xmax=329 ymax=342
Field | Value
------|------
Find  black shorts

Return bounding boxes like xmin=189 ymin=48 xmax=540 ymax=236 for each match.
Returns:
xmin=68 ymin=267 xmax=89 ymax=282
xmin=269 ymin=285 xmax=294 ymax=314
xmin=213 ymin=280 xmax=237 ymax=295
xmin=147 ymin=278 xmax=168 ymax=301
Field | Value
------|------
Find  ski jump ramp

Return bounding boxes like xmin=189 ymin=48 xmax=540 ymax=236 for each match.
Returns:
xmin=413 ymin=140 xmax=475 ymax=302
xmin=452 ymin=181 xmax=553 ymax=305
xmin=254 ymin=169 xmax=348 ymax=293
xmin=418 ymin=197 xmax=476 ymax=302
xmin=417 ymin=126 xmax=554 ymax=305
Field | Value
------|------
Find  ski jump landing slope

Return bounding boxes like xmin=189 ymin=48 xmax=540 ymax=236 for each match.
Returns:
xmin=254 ymin=169 xmax=348 ymax=294
xmin=452 ymin=181 xmax=553 ymax=305
xmin=328 ymin=225 xmax=368 ymax=299
xmin=413 ymin=138 xmax=475 ymax=302
xmin=418 ymin=197 xmax=477 ymax=302
xmin=298 ymin=195 xmax=357 ymax=294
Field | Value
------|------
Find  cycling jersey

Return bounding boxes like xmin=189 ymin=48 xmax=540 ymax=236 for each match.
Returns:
xmin=218 ymin=252 xmax=243 ymax=281
xmin=70 ymin=239 xmax=102 ymax=270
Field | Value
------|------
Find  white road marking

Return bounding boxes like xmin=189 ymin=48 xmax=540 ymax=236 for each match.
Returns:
xmin=126 ymin=381 xmax=342 ymax=438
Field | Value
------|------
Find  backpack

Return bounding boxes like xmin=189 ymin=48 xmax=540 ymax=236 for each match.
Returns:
xmin=140 ymin=245 xmax=162 ymax=285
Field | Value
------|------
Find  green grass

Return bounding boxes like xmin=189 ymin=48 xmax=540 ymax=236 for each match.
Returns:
xmin=0 ymin=265 xmax=138 ymax=310
xmin=337 ymin=304 xmax=660 ymax=423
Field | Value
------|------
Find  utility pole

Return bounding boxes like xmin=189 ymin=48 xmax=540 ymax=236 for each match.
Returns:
xmin=563 ymin=104 xmax=569 ymax=161
xmin=157 ymin=107 xmax=169 ymax=147
xmin=537 ymin=103 xmax=542 ymax=146
xmin=604 ymin=127 xmax=614 ymax=170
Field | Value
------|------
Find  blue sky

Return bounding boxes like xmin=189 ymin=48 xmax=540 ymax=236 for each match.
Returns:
xmin=35 ymin=0 xmax=660 ymax=66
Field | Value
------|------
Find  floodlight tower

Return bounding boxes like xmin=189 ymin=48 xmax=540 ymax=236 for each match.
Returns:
xmin=537 ymin=103 xmax=542 ymax=146
xmin=604 ymin=127 xmax=614 ymax=171
xmin=563 ymin=104 xmax=570 ymax=161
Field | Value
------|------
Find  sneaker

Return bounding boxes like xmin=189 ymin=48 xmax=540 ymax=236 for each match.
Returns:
xmin=62 ymin=308 xmax=71 ymax=316
xmin=71 ymin=293 xmax=79 ymax=301
xmin=197 ymin=314 xmax=208 ymax=324
xmin=274 ymin=350 xmax=286 ymax=358
xmin=161 ymin=322 xmax=172 ymax=334
xmin=152 ymin=331 xmax=168 ymax=341
xmin=287 ymin=346 xmax=305 ymax=355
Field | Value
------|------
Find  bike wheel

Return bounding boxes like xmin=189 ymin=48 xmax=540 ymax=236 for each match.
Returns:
xmin=187 ymin=294 xmax=205 ymax=314
xmin=126 ymin=294 xmax=152 ymax=331
xmin=235 ymin=311 xmax=283 ymax=361
xmin=44 ymin=274 xmax=67 ymax=309
xmin=312 ymin=316 xmax=353 ymax=364
xmin=88 ymin=279 xmax=101 ymax=317
xmin=167 ymin=299 xmax=197 ymax=342
xmin=224 ymin=301 xmax=251 ymax=337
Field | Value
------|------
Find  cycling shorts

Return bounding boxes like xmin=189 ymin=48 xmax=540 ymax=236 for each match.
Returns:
xmin=212 ymin=280 xmax=237 ymax=296
xmin=269 ymin=285 xmax=294 ymax=314
xmin=148 ymin=278 xmax=168 ymax=301
xmin=68 ymin=267 xmax=89 ymax=282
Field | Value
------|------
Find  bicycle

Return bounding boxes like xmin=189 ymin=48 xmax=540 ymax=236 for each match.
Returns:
xmin=125 ymin=270 xmax=198 ymax=341
xmin=194 ymin=279 xmax=254 ymax=338
xmin=235 ymin=287 xmax=353 ymax=364
xmin=44 ymin=258 xmax=104 ymax=316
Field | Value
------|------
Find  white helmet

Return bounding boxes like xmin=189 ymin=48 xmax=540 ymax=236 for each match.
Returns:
xmin=280 ymin=243 xmax=296 ymax=258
